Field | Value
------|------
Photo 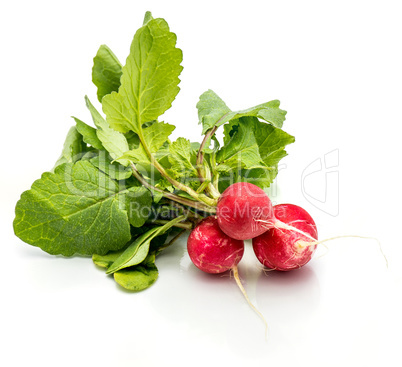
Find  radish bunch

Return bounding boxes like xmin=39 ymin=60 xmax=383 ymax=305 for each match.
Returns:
xmin=188 ymin=182 xmax=318 ymax=274
xmin=187 ymin=182 xmax=320 ymax=327
xmin=16 ymin=11 xmax=384 ymax=305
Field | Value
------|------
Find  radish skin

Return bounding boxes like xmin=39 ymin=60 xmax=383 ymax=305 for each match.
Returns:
xmin=187 ymin=216 xmax=244 ymax=274
xmin=252 ymin=204 xmax=318 ymax=271
xmin=217 ymin=182 xmax=274 ymax=240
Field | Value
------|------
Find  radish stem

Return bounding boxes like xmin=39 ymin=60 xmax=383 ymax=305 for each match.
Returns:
xmin=130 ymin=163 xmax=217 ymax=213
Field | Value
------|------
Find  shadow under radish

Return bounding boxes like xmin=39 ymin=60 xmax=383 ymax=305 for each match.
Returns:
xmin=255 ymin=265 xmax=321 ymax=342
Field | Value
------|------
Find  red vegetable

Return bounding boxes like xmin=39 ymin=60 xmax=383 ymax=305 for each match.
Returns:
xmin=187 ymin=216 xmax=244 ymax=274
xmin=252 ymin=204 xmax=318 ymax=271
xmin=187 ymin=215 xmax=267 ymax=329
xmin=216 ymin=182 xmax=274 ymax=240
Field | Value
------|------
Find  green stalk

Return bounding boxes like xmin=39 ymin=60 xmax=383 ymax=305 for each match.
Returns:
xmin=202 ymin=161 xmax=220 ymax=199
xmin=196 ymin=126 xmax=220 ymax=198
xmin=150 ymin=219 xmax=193 ymax=230
xmin=210 ymin=150 xmax=220 ymax=191
xmin=138 ymin=130 xmax=217 ymax=207
xmin=196 ymin=179 xmax=211 ymax=194
xmin=130 ymin=163 xmax=216 ymax=213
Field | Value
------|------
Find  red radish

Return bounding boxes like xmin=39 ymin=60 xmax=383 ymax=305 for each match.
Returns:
xmin=216 ymin=182 xmax=274 ymax=240
xmin=187 ymin=216 xmax=267 ymax=330
xmin=187 ymin=216 xmax=244 ymax=273
xmin=252 ymin=204 xmax=318 ymax=271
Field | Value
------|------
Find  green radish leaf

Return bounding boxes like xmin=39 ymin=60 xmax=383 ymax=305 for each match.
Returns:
xmin=92 ymin=227 xmax=163 ymax=269
xmin=85 ymin=96 xmax=130 ymax=166
xmin=125 ymin=186 xmax=153 ymax=227
xmin=13 ymin=161 xmax=137 ymax=256
xmin=80 ymin=150 xmax=98 ymax=161
xmin=196 ymin=90 xmax=231 ymax=134
xmin=73 ymin=117 xmax=104 ymax=150
xmin=125 ymin=131 xmax=140 ymax=150
xmin=89 ymin=151 xmax=133 ymax=180
xmin=216 ymin=119 xmax=265 ymax=172
xmin=168 ymin=138 xmax=197 ymax=175
xmin=168 ymin=137 xmax=200 ymax=190
xmin=217 ymin=116 xmax=295 ymax=190
xmin=119 ymin=145 xmax=150 ymax=165
xmin=143 ymin=121 xmax=175 ymax=153
xmin=114 ymin=252 xmax=158 ymax=291
xmin=92 ymin=45 xmax=123 ymax=102
xmin=249 ymin=116 xmax=295 ymax=166
xmin=142 ymin=11 xmax=154 ymax=25
xmin=218 ymin=167 xmax=279 ymax=192
xmin=106 ymin=227 xmax=160 ymax=274
xmin=93 ymin=250 xmax=124 ymax=268
xmin=257 ymin=103 xmax=288 ymax=129
xmin=197 ymin=89 xmax=287 ymax=134
xmin=151 ymin=177 xmax=173 ymax=203
xmin=106 ymin=216 xmax=184 ymax=274
xmin=133 ymin=153 xmax=174 ymax=203
xmin=102 ymin=17 xmax=183 ymax=134
xmin=116 ymin=121 xmax=175 ymax=164
xmin=53 ymin=126 xmax=87 ymax=169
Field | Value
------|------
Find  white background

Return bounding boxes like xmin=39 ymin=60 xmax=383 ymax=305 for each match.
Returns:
xmin=1 ymin=1 xmax=401 ymax=366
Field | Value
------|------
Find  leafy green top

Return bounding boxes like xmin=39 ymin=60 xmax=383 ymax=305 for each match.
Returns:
xmin=14 ymin=161 xmax=138 ymax=256
xmin=14 ymin=11 xmax=295 ymax=291
xmin=197 ymin=89 xmax=287 ymax=134
xmin=102 ymin=16 xmax=183 ymax=135
xmin=92 ymin=45 xmax=123 ymax=103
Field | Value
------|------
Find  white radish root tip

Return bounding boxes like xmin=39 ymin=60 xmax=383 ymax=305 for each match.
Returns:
xmin=232 ymin=265 xmax=268 ymax=338
xmin=257 ymin=219 xmax=389 ymax=269
xmin=297 ymin=235 xmax=389 ymax=268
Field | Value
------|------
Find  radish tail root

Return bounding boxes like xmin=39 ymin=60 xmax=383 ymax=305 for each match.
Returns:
xmin=296 ymin=235 xmax=389 ymax=268
xmin=256 ymin=219 xmax=388 ymax=269
xmin=232 ymin=265 xmax=268 ymax=337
